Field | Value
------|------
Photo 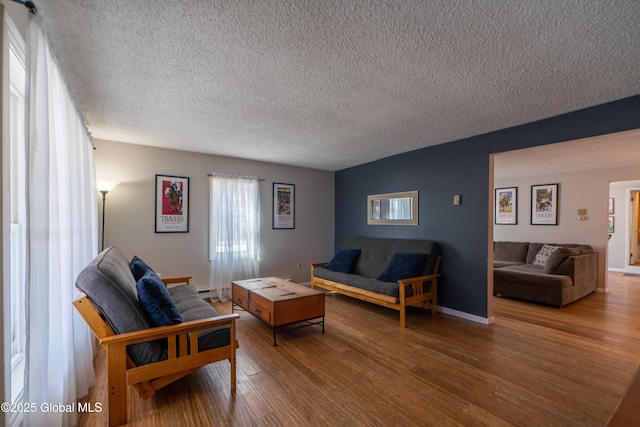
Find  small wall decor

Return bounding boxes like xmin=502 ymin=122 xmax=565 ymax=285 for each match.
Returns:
xmin=273 ymin=182 xmax=295 ymax=229
xmin=531 ymin=183 xmax=558 ymax=225
xmin=495 ymin=187 xmax=517 ymax=224
xmin=608 ymin=215 xmax=615 ymax=233
xmin=608 ymin=198 xmax=615 ymax=215
xmin=155 ymin=174 xmax=189 ymax=233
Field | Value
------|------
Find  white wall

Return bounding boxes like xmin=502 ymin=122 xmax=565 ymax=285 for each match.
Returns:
xmin=494 ymin=164 xmax=640 ymax=291
xmin=94 ymin=139 xmax=335 ymax=289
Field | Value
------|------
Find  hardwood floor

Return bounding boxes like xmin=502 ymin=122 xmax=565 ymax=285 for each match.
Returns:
xmin=77 ymin=273 xmax=640 ymax=426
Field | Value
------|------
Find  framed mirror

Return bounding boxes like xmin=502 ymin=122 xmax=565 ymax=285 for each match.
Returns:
xmin=367 ymin=190 xmax=418 ymax=225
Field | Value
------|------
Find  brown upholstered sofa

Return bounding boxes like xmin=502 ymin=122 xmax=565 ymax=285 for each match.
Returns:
xmin=493 ymin=241 xmax=598 ymax=307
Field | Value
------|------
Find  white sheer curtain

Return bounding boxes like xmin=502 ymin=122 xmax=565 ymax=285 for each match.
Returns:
xmin=209 ymin=174 xmax=260 ymax=301
xmin=24 ymin=19 xmax=97 ymax=427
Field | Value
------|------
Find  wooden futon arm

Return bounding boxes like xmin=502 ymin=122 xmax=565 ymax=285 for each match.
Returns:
xmin=161 ymin=276 xmax=193 ymax=285
xmin=99 ymin=314 xmax=239 ymax=348
xmin=398 ymin=273 xmax=440 ymax=290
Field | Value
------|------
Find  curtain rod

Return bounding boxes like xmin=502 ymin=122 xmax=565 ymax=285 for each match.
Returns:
xmin=10 ymin=0 xmax=37 ymax=15
xmin=208 ymin=173 xmax=265 ymax=182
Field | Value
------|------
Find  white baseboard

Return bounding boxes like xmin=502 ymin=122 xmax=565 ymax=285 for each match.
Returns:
xmin=608 ymin=268 xmax=626 ymax=273
xmin=438 ymin=306 xmax=494 ymax=325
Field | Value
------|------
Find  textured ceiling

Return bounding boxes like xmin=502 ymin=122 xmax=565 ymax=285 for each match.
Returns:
xmin=33 ymin=0 xmax=640 ymax=171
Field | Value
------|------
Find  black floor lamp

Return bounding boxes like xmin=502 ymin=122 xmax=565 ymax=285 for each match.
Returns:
xmin=97 ymin=179 xmax=119 ymax=251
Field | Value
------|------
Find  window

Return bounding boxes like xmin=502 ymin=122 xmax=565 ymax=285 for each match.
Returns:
xmin=208 ymin=174 xmax=260 ymax=300
xmin=5 ymin=15 xmax=27 ymax=408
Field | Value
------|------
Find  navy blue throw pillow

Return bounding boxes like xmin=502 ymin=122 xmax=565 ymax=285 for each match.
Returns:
xmin=377 ymin=252 xmax=428 ymax=283
xmin=130 ymin=255 xmax=154 ymax=281
xmin=323 ymin=249 xmax=361 ymax=273
xmin=136 ymin=270 xmax=184 ymax=327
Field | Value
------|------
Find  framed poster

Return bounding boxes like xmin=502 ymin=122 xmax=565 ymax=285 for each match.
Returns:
xmin=495 ymin=187 xmax=517 ymax=224
xmin=155 ymin=174 xmax=189 ymax=233
xmin=608 ymin=216 xmax=615 ymax=233
xmin=608 ymin=198 xmax=615 ymax=215
xmin=531 ymin=183 xmax=558 ymax=225
xmin=273 ymin=182 xmax=295 ymax=229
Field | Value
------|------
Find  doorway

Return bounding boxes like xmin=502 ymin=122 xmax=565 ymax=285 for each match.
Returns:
xmin=626 ymin=189 xmax=640 ymax=273
xmin=608 ymin=181 xmax=640 ymax=274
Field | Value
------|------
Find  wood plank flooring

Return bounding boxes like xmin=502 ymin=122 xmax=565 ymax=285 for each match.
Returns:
xmin=77 ymin=272 xmax=640 ymax=426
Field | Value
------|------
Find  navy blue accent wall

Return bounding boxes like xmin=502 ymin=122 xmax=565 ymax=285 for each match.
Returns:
xmin=335 ymin=95 xmax=640 ymax=318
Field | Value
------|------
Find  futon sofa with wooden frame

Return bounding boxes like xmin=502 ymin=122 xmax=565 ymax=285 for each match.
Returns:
xmin=73 ymin=247 xmax=239 ymax=427
xmin=311 ymin=237 xmax=441 ymax=327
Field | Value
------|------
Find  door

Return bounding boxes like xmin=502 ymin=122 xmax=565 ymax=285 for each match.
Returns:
xmin=626 ymin=190 xmax=640 ymax=274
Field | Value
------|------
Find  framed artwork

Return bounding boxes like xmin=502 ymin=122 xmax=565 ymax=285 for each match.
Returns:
xmin=155 ymin=174 xmax=189 ymax=233
xmin=273 ymin=182 xmax=295 ymax=229
xmin=531 ymin=183 xmax=559 ymax=225
xmin=608 ymin=198 xmax=615 ymax=215
xmin=608 ymin=216 xmax=615 ymax=233
xmin=495 ymin=187 xmax=517 ymax=224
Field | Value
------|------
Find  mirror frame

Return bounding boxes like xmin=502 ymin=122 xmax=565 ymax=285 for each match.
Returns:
xmin=367 ymin=190 xmax=419 ymax=225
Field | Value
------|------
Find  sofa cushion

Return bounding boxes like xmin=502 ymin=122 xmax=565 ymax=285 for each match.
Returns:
xmin=533 ymin=244 xmax=559 ymax=267
xmin=323 ymin=249 xmax=361 ymax=273
xmin=494 ymin=260 xmax=525 ymax=269
xmin=75 ymin=247 xmax=166 ymax=366
xmin=342 ymin=237 xmax=438 ymax=280
xmin=544 ymin=247 xmax=580 ymax=273
xmin=494 ymin=242 xmax=530 ymax=262
xmin=314 ymin=268 xmax=402 ymax=297
xmin=168 ymin=285 xmax=231 ymax=350
xmin=377 ymin=252 xmax=428 ymax=283
xmin=574 ymin=245 xmax=594 ymax=254
xmin=137 ymin=270 xmax=184 ymax=327
xmin=130 ymin=255 xmax=155 ymax=281
xmin=494 ymin=264 xmax=573 ymax=289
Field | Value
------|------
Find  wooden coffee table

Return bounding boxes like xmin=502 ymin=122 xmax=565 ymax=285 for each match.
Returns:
xmin=232 ymin=277 xmax=325 ymax=346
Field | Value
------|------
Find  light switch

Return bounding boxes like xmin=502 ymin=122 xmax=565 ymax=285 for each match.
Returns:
xmin=453 ymin=195 xmax=461 ymax=205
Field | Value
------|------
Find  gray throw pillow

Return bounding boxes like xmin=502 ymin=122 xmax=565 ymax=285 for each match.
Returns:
xmin=533 ymin=244 xmax=558 ymax=267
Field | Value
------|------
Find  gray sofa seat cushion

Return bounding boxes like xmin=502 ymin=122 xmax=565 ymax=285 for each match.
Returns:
xmin=494 ymin=260 xmax=525 ymax=269
xmin=75 ymin=247 xmax=166 ymax=366
xmin=168 ymin=285 xmax=231 ymax=350
xmin=494 ymin=242 xmax=530 ymax=262
xmin=314 ymin=267 xmax=401 ymax=297
xmin=494 ymin=264 xmax=572 ymax=289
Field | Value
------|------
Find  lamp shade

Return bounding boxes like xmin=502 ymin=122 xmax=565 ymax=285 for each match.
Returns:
xmin=97 ymin=179 xmax=120 ymax=193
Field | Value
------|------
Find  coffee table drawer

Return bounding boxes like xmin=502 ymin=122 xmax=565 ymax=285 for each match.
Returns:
xmin=232 ymin=283 xmax=249 ymax=308
xmin=248 ymin=300 xmax=272 ymax=324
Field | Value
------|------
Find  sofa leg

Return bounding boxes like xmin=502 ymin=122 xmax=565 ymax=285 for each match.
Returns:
xmin=107 ymin=343 xmax=128 ymax=427
xmin=230 ymin=321 xmax=237 ymax=394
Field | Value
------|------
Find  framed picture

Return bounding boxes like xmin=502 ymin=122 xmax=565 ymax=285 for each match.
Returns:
xmin=155 ymin=174 xmax=189 ymax=233
xmin=495 ymin=187 xmax=517 ymax=224
xmin=608 ymin=198 xmax=615 ymax=215
xmin=273 ymin=182 xmax=295 ymax=229
xmin=531 ymin=183 xmax=559 ymax=225
xmin=608 ymin=216 xmax=615 ymax=233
